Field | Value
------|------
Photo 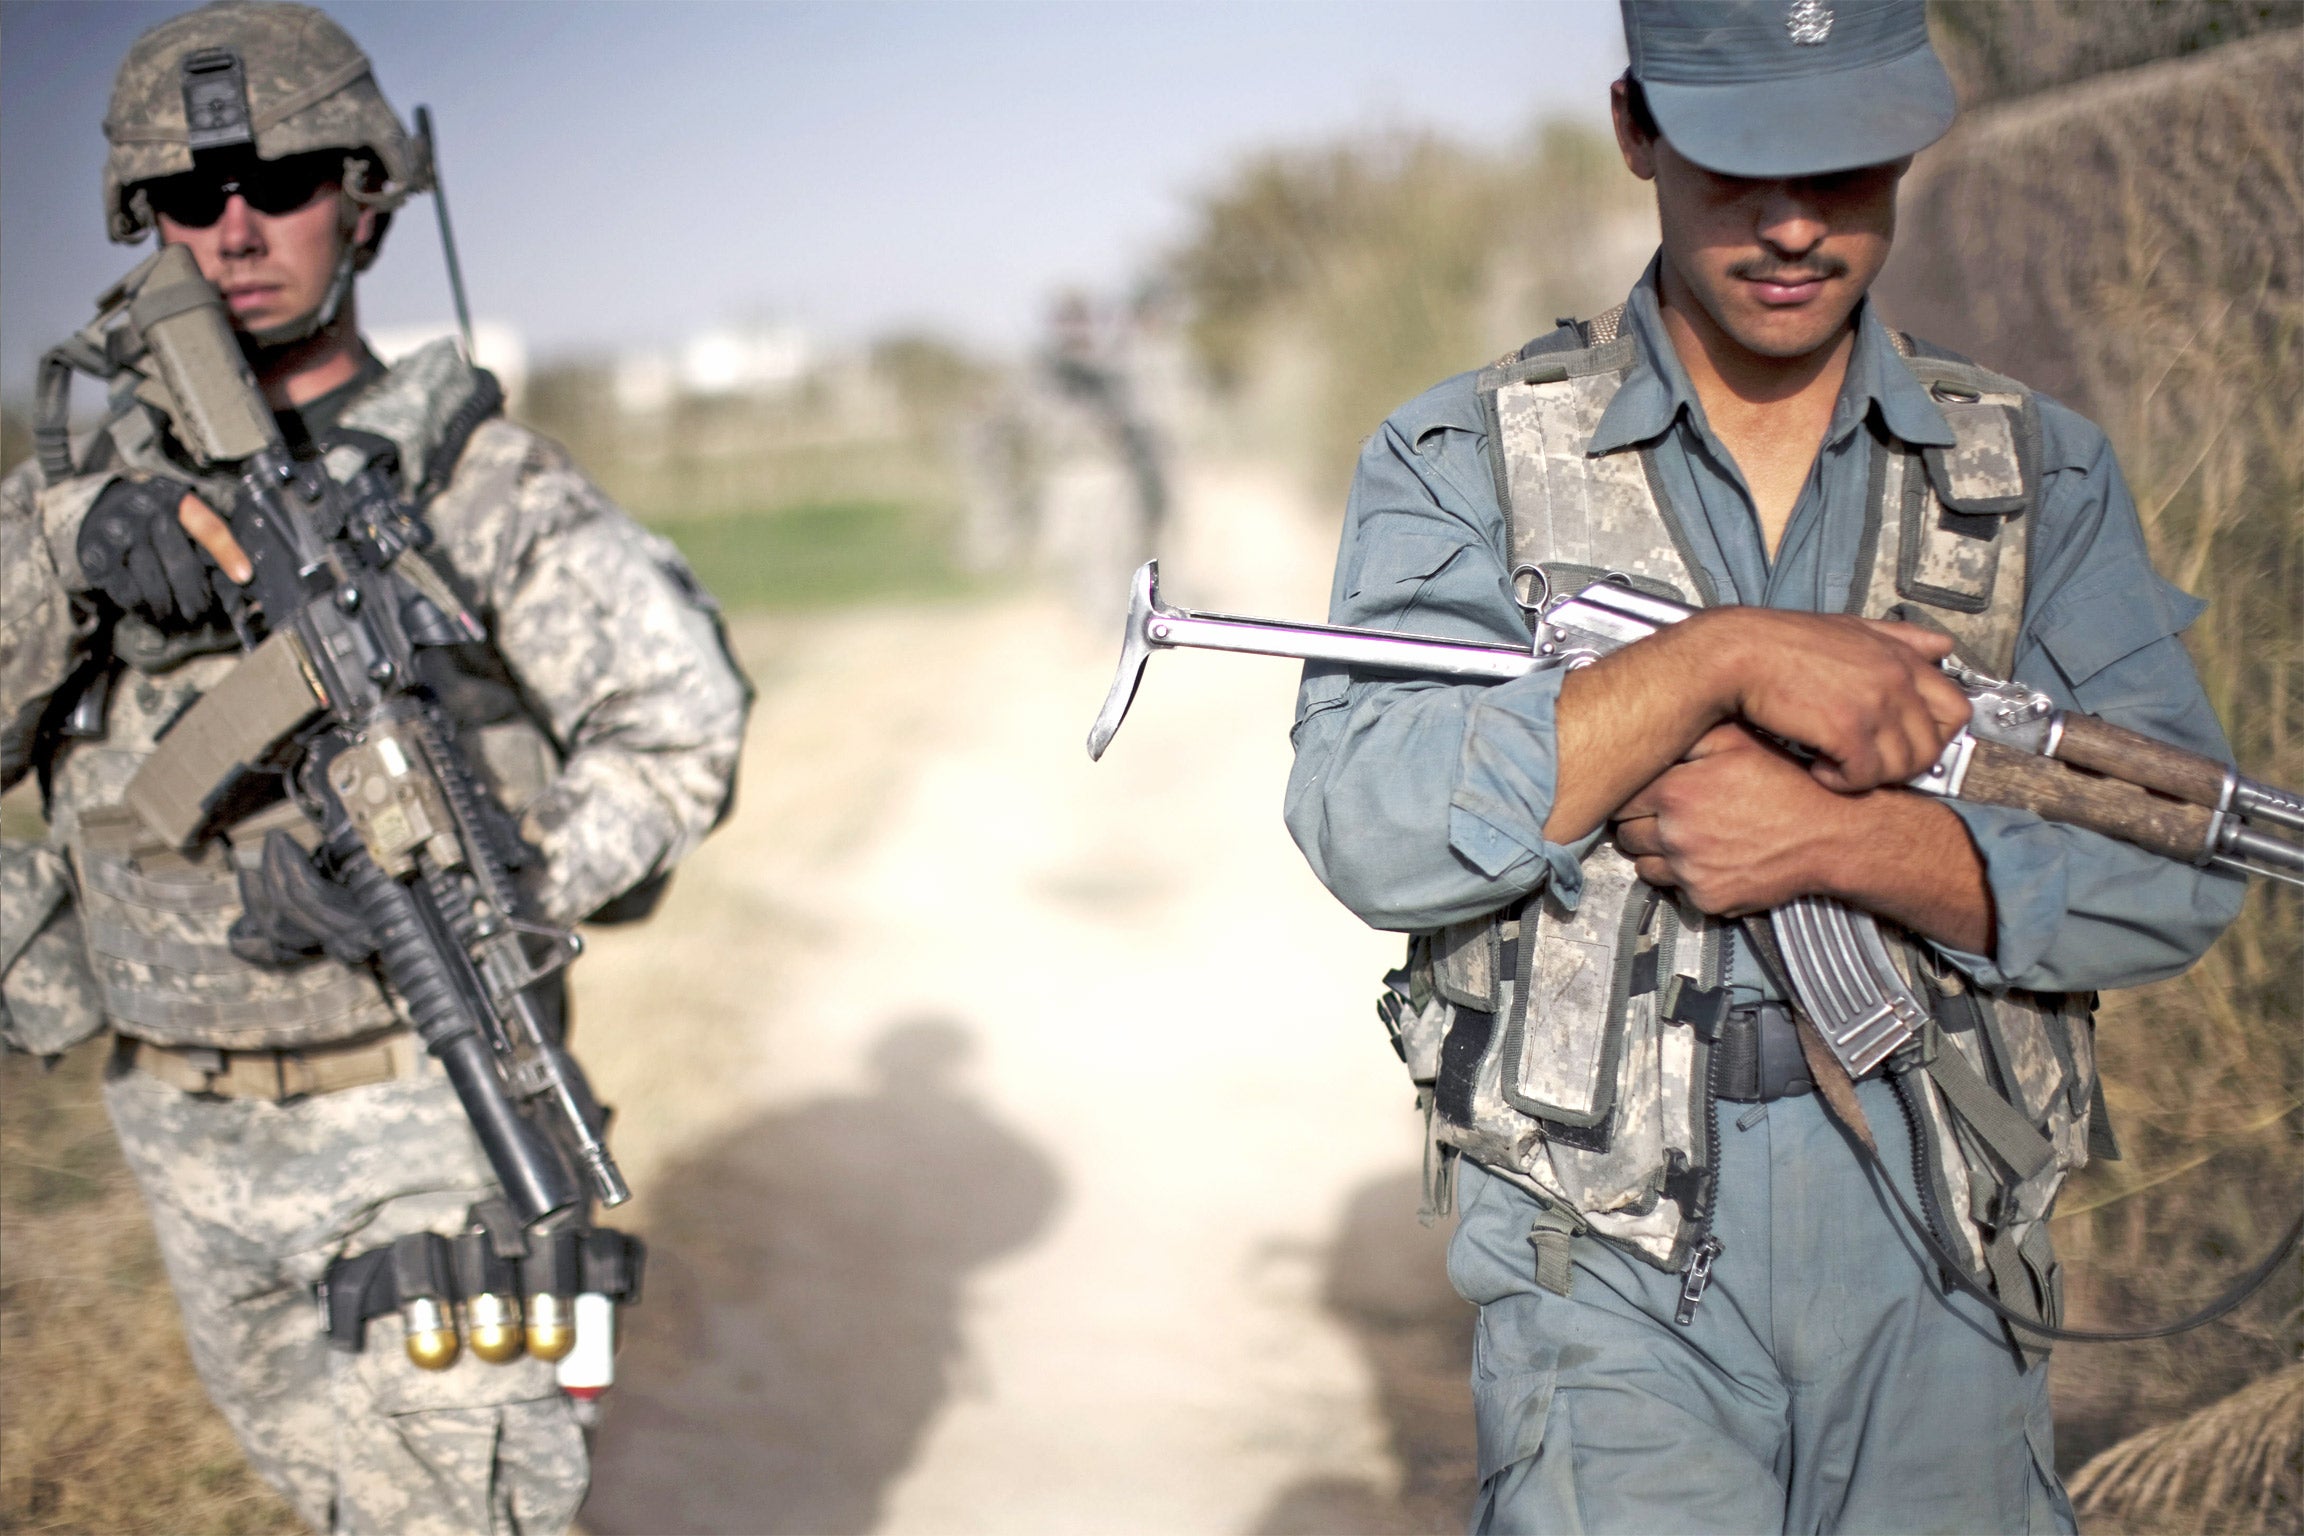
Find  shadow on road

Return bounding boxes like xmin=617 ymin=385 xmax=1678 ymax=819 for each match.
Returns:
xmin=1252 ymin=1169 xmax=1477 ymax=1536
xmin=583 ymin=1018 xmax=1063 ymax=1535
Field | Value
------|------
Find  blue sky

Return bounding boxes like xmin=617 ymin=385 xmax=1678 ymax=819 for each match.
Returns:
xmin=2 ymin=1 xmax=1626 ymax=393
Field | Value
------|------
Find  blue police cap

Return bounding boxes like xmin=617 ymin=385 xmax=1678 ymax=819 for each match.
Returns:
xmin=1621 ymin=0 xmax=1956 ymax=177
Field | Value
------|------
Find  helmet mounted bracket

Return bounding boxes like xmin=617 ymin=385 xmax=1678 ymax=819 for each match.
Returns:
xmin=180 ymin=48 xmax=253 ymax=154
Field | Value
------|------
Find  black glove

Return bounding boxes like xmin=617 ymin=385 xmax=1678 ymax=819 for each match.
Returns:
xmin=77 ymin=475 xmax=228 ymax=628
xmin=228 ymin=831 xmax=379 ymax=969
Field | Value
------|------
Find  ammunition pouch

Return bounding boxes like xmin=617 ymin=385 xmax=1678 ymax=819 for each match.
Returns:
xmin=320 ymin=1220 xmax=644 ymax=1355
xmin=73 ymin=800 xmax=400 ymax=1050
xmin=0 ymin=842 xmax=106 ymax=1056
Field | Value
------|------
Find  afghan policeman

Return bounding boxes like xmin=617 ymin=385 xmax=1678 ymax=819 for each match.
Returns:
xmin=1284 ymin=2 xmax=2245 ymax=1530
xmin=0 ymin=3 xmax=749 ymax=1530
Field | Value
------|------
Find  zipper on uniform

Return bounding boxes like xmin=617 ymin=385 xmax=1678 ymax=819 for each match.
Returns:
xmin=1677 ymin=990 xmax=1732 ymax=1326
xmin=1676 ymin=1042 xmax=1726 ymax=1324
xmin=1676 ymin=1234 xmax=1724 ymax=1324
xmin=1675 ymin=928 xmax=1732 ymax=1325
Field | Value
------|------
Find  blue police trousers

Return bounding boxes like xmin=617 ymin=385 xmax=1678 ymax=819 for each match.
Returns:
xmin=1446 ymin=1077 xmax=2078 ymax=1535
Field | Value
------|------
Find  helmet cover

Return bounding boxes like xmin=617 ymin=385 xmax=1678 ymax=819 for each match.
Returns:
xmin=103 ymin=0 xmax=431 ymax=243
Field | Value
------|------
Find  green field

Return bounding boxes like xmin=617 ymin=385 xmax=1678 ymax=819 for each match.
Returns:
xmin=646 ymin=500 xmax=988 ymax=613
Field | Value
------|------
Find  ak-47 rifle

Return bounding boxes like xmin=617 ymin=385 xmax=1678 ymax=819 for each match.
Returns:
xmin=1088 ymin=560 xmax=2304 ymax=1082
xmin=1091 ymin=558 xmax=2304 ymax=1343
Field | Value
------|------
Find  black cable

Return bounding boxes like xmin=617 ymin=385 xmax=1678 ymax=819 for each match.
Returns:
xmin=1854 ymin=1122 xmax=2304 ymax=1344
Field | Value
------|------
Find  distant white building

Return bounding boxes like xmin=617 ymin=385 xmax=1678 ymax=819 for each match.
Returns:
xmin=613 ymin=321 xmax=812 ymax=414
xmin=681 ymin=323 xmax=811 ymax=396
xmin=611 ymin=350 xmax=678 ymax=417
xmin=368 ymin=319 xmax=528 ymax=409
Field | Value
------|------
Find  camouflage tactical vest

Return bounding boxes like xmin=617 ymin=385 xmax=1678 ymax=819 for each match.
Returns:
xmin=52 ymin=341 xmax=563 ymax=1052
xmin=1386 ymin=308 xmax=2103 ymax=1351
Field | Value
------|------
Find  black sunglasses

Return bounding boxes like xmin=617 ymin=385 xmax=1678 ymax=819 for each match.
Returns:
xmin=143 ymin=150 xmax=343 ymax=228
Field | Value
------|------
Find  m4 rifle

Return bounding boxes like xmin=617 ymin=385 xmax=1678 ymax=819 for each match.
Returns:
xmin=90 ymin=244 xmax=628 ymax=1232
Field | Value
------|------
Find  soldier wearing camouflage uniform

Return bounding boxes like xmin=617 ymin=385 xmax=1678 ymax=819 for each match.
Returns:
xmin=1285 ymin=2 xmax=2243 ymax=1530
xmin=0 ymin=4 xmax=749 ymax=1530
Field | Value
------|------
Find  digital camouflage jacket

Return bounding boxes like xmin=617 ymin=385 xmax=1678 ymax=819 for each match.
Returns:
xmin=0 ymin=338 xmax=749 ymax=1054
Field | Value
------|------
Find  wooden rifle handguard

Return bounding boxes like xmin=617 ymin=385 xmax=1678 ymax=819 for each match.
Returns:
xmin=1959 ymin=740 xmax=2215 ymax=863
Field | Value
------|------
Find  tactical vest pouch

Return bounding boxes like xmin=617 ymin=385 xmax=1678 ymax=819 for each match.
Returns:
xmin=1499 ymin=855 xmax=1646 ymax=1130
xmin=1893 ymin=974 xmax=2096 ymax=1361
xmin=72 ymin=801 xmax=398 ymax=1050
xmin=0 ymin=842 xmax=106 ymax=1056
xmin=1870 ymin=366 xmax=2039 ymax=656
xmin=1431 ymin=917 xmax=1503 ymax=1011
xmin=1928 ymin=979 xmax=2095 ymax=1229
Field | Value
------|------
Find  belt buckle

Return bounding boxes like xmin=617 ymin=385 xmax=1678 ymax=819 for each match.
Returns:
xmin=1753 ymin=1004 xmax=1813 ymax=1101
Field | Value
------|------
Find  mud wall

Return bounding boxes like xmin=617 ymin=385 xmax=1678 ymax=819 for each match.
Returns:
xmin=1879 ymin=20 xmax=2304 ymax=1480
xmin=1879 ymin=25 xmax=2303 ymax=421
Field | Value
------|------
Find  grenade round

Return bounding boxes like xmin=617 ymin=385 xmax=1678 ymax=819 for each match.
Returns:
xmin=465 ymin=1291 xmax=524 ymax=1365
xmin=522 ymin=1229 xmax=582 ymax=1362
xmin=401 ymin=1295 xmax=459 ymax=1371
xmin=451 ymin=1228 xmax=524 ymax=1365
xmin=388 ymin=1233 xmax=460 ymax=1371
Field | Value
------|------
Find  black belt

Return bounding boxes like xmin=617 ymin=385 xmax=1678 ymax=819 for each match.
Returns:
xmin=1713 ymin=1002 xmax=1814 ymax=1103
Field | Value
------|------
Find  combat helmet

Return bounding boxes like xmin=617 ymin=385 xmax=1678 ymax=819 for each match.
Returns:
xmin=102 ymin=2 xmax=431 ymax=337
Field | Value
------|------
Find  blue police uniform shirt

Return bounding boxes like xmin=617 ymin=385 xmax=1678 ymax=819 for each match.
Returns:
xmin=1283 ymin=256 xmax=2244 ymax=996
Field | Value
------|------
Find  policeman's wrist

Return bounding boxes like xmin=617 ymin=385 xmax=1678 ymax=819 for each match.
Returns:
xmin=1804 ymin=788 xmax=1974 ymax=914
xmin=1671 ymin=608 xmax=1766 ymax=727
xmin=1790 ymin=784 xmax=1880 ymax=902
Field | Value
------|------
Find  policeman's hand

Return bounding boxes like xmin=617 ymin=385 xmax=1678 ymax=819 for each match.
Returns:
xmin=76 ymin=478 xmax=253 ymax=628
xmin=228 ymin=830 xmax=378 ymax=969
xmin=1686 ymin=607 xmax=1970 ymax=792
xmin=1613 ymin=724 xmax=1852 ymax=915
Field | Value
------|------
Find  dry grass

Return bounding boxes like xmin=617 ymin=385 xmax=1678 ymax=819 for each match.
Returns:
xmin=0 ymin=1043 xmax=301 ymax=1535
xmin=1929 ymin=0 xmax=2304 ymax=109
xmin=2069 ymin=1364 xmax=2304 ymax=1535
xmin=1163 ymin=123 xmax=1653 ymax=500
xmin=1883 ymin=29 xmax=2304 ymax=1494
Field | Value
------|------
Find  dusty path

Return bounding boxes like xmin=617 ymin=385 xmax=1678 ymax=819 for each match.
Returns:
xmin=571 ymin=467 xmax=1473 ymax=1534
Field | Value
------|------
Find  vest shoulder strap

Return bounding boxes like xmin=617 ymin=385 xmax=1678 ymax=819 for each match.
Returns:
xmin=1509 ymin=302 xmax=1630 ymax=366
xmin=1475 ymin=305 xmax=1707 ymax=605
xmin=1896 ymin=346 xmax=2039 ymax=517
xmin=1852 ymin=339 xmax=2043 ymax=673
xmin=333 ymin=339 xmax=506 ymax=507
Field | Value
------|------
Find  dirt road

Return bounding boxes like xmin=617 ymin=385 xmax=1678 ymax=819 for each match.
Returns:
xmin=572 ymin=468 xmax=1474 ymax=1534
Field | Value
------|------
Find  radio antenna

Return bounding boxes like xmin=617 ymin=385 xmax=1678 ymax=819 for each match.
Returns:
xmin=415 ymin=106 xmax=476 ymax=360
